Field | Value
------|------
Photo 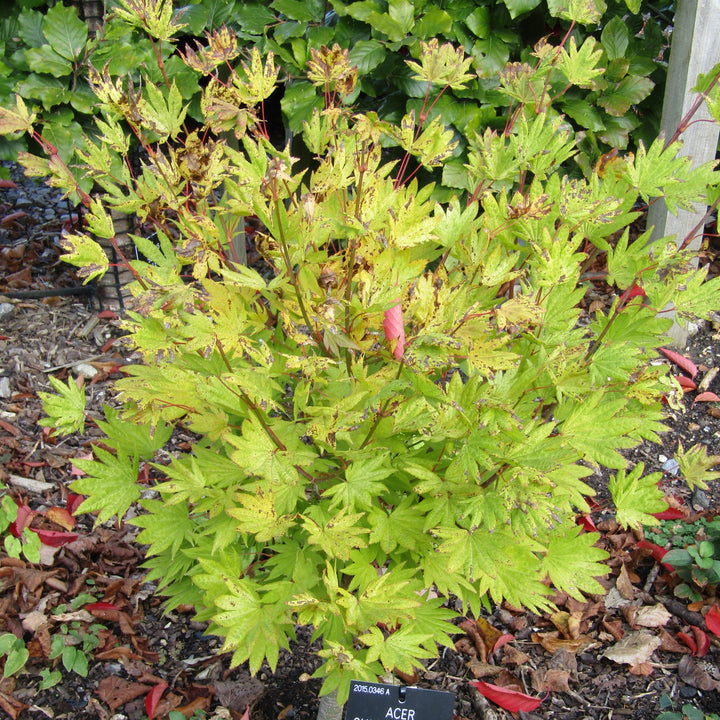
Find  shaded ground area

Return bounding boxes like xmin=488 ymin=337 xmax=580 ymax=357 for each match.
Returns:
xmin=1 ymin=166 xmax=720 ymax=720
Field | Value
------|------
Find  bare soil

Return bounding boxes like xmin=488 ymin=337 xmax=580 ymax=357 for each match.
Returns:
xmin=1 ymin=169 xmax=720 ymax=720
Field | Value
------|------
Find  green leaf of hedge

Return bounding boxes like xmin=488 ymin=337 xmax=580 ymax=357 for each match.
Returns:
xmin=349 ymin=40 xmax=387 ymax=74
xmin=465 ymin=6 xmax=490 ymax=38
xmin=502 ymin=0 xmax=543 ymax=19
xmin=598 ymin=75 xmax=654 ymax=116
xmin=43 ymin=4 xmax=87 ymax=62
xmin=272 ymin=0 xmax=325 ymax=22
xmin=25 ymin=45 xmax=72 ymax=78
xmin=601 ymin=16 xmax=630 ymax=61
xmin=233 ymin=2 xmax=277 ymax=35
xmin=17 ymin=9 xmax=45 ymax=49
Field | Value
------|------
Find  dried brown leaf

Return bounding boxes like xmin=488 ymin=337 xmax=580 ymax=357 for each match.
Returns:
xmin=678 ymin=656 xmax=720 ymax=691
xmin=616 ymin=563 xmax=636 ymax=600
xmin=0 ymin=690 xmax=28 ymax=720
xmin=466 ymin=659 xmax=504 ymax=679
xmin=97 ymin=676 xmax=152 ymax=711
xmin=629 ymin=662 xmax=654 ymax=676
xmin=601 ymin=617 xmax=625 ymax=642
xmin=500 ymin=644 xmax=531 ymax=666
xmin=531 ymin=631 xmax=595 ymax=654
xmin=658 ymin=627 xmax=691 ymax=654
xmin=602 ymin=631 xmax=661 ymax=666
xmin=543 ymin=668 xmax=572 ymax=692
xmin=634 ymin=604 xmax=672 ymax=628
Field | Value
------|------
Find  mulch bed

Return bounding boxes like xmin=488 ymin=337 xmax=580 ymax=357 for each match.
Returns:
xmin=1 ymin=168 xmax=720 ymax=720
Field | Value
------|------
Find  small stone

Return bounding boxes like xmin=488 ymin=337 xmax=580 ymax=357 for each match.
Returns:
xmin=691 ymin=488 xmax=710 ymax=510
xmin=0 ymin=376 xmax=10 ymax=399
xmin=658 ymin=454 xmax=668 ymax=463
xmin=14 ymin=196 xmax=32 ymax=208
xmin=679 ymin=686 xmax=698 ymax=699
xmin=661 ymin=458 xmax=680 ymax=475
xmin=0 ymin=303 xmax=15 ymax=321
xmin=73 ymin=362 xmax=98 ymax=378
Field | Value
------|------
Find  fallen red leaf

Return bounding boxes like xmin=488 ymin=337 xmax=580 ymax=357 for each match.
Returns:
xmin=578 ymin=514 xmax=597 ymax=532
xmin=652 ymin=508 xmax=685 ymax=520
xmin=675 ymin=375 xmax=697 ymax=391
xmin=0 ymin=211 xmax=27 ymax=225
xmin=694 ymin=391 xmax=720 ymax=403
xmin=10 ymin=503 xmax=35 ymax=537
xmin=0 ymin=179 xmax=18 ymax=189
xmin=705 ymin=605 xmax=720 ymax=638
xmin=145 ymin=681 xmax=168 ymax=720
xmin=31 ymin=529 xmax=79 ymax=547
xmin=493 ymin=633 xmax=515 ymax=654
xmin=636 ymin=540 xmax=674 ymax=571
xmin=66 ymin=494 xmax=85 ymax=515
xmin=677 ymin=631 xmax=697 ymax=655
xmin=659 ymin=347 xmax=698 ymax=378
xmin=471 ymin=681 xmax=548 ymax=712
xmin=98 ymin=310 xmax=118 ymax=320
xmin=383 ymin=300 xmax=405 ymax=360
xmin=86 ymin=602 xmax=121 ymax=612
xmin=691 ymin=626 xmax=709 ymax=658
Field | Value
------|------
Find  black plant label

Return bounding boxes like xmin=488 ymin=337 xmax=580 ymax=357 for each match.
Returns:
xmin=344 ymin=680 xmax=454 ymax=720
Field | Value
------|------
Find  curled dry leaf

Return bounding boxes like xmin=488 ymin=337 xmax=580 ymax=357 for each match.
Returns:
xmin=616 ymin=563 xmax=636 ymax=601
xmin=531 ymin=631 xmax=595 ymax=654
xmin=602 ymin=631 xmax=662 ymax=666
xmin=466 ymin=659 xmax=504 ymax=679
xmin=549 ymin=610 xmax=584 ymax=639
xmin=658 ymin=628 xmax=691 ymax=654
xmin=500 ymin=644 xmax=531 ymax=666
xmin=601 ymin=617 xmax=625 ymax=642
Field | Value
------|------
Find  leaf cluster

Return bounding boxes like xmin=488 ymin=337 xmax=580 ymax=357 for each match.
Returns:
xmin=7 ymin=1 xmax=720 ymax=707
xmin=1 ymin=0 xmax=673 ymax=193
xmin=662 ymin=517 xmax=720 ymax=602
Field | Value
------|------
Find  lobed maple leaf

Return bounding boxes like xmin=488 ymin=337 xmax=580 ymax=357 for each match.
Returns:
xmin=71 ymin=448 xmax=140 ymax=524
xmin=676 ymin=442 xmax=720 ymax=491
xmin=609 ymin=463 xmax=667 ymax=529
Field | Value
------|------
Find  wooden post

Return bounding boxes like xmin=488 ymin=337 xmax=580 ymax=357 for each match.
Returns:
xmin=646 ymin=0 xmax=720 ymax=345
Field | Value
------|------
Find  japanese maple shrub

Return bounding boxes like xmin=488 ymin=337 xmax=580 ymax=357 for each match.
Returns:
xmin=3 ymin=0 xmax=720 ymax=705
